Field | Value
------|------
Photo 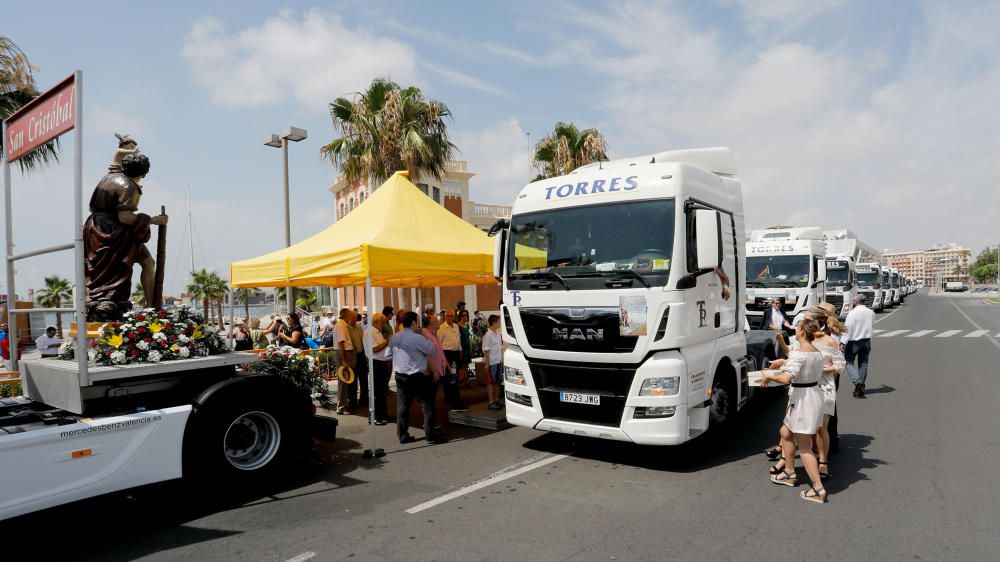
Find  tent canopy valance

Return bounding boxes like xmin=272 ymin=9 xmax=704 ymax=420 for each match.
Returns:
xmin=230 ymin=172 xmax=497 ymax=288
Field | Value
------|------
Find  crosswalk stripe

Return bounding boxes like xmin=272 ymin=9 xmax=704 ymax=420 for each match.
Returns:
xmin=907 ymin=330 xmax=935 ymax=337
xmin=964 ymin=330 xmax=989 ymax=338
xmin=878 ymin=330 xmax=910 ymax=337
xmin=934 ymin=330 xmax=963 ymax=338
xmin=873 ymin=329 xmax=885 ymax=334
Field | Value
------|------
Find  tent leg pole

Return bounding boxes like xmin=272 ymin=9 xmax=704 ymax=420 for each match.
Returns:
xmin=363 ymin=276 xmax=383 ymax=460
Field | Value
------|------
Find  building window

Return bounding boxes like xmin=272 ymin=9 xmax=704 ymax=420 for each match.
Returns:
xmin=359 ymin=191 xmax=365 ymax=204
xmin=444 ymin=180 xmax=460 ymax=196
xmin=417 ymin=183 xmax=429 ymax=196
xmin=349 ymin=197 xmax=355 ymax=211
xmin=433 ymin=186 xmax=441 ymax=204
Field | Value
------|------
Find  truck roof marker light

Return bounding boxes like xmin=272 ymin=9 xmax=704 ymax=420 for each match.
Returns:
xmin=71 ymin=449 xmax=92 ymax=459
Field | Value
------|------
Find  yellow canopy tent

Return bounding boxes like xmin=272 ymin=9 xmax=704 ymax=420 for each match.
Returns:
xmin=230 ymin=171 xmax=497 ymax=459
xmin=230 ymin=171 xmax=496 ymax=289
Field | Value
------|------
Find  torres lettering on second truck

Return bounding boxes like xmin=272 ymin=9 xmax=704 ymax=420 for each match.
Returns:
xmin=488 ymin=147 xmax=758 ymax=445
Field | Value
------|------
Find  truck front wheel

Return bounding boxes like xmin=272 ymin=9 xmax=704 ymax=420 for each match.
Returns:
xmin=709 ymin=376 xmax=736 ymax=427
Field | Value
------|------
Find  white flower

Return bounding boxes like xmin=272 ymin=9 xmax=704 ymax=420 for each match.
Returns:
xmin=147 ymin=350 xmax=162 ymax=362
xmin=59 ymin=340 xmax=74 ymax=353
xmin=178 ymin=346 xmax=190 ymax=358
xmin=137 ymin=341 xmax=150 ymax=351
xmin=110 ymin=350 xmax=127 ymax=364
xmin=154 ymin=332 xmax=167 ymax=341
xmin=178 ymin=335 xmax=190 ymax=344
xmin=87 ymin=349 xmax=98 ymax=362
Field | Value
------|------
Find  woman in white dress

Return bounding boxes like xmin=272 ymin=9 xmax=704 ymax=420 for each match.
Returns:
xmin=760 ymin=318 xmax=827 ymax=504
xmin=810 ymin=303 xmax=847 ymax=479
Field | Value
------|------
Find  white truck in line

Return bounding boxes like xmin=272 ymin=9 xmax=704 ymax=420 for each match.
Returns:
xmin=823 ymin=256 xmax=856 ymax=319
xmin=880 ymin=265 xmax=895 ymax=307
xmin=488 ymin=147 xmax=760 ymax=445
xmin=1 ymin=72 xmax=320 ymax=522
xmin=745 ymin=227 xmax=828 ymax=329
xmin=856 ymin=262 xmax=886 ymax=311
xmin=889 ymin=267 xmax=903 ymax=305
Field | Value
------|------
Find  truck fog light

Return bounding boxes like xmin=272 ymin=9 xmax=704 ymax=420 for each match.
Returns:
xmin=639 ymin=376 xmax=679 ymax=397
xmin=634 ymin=406 xmax=676 ymax=418
xmin=506 ymin=391 xmax=532 ymax=406
xmin=504 ymin=366 xmax=525 ymax=385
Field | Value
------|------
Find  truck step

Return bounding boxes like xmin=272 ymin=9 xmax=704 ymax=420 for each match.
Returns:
xmin=447 ymin=403 xmax=511 ymax=431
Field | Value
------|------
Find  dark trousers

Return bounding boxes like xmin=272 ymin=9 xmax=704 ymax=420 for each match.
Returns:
xmin=394 ymin=372 xmax=439 ymax=442
xmin=828 ymin=373 xmax=840 ymax=440
xmin=441 ymin=350 xmax=466 ymax=409
xmin=372 ymin=360 xmax=390 ymax=421
xmin=356 ymin=351 xmax=369 ymax=409
xmin=845 ymin=339 xmax=871 ymax=386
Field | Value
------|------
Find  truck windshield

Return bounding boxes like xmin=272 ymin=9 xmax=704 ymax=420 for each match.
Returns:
xmin=507 ymin=199 xmax=675 ymax=289
xmin=826 ymin=266 xmax=851 ymax=287
xmin=746 ymin=256 xmax=810 ymax=288
xmin=891 ymin=275 xmax=899 ymax=288
xmin=858 ymin=272 xmax=879 ymax=287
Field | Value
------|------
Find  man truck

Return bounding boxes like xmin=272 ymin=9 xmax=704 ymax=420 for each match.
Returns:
xmin=856 ymin=262 xmax=885 ymax=311
xmin=889 ymin=267 xmax=902 ymax=305
xmin=823 ymin=256 xmax=856 ymax=319
xmin=745 ymin=227 xmax=828 ymax=328
xmin=488 ymin=147 xmax=771 ymax=445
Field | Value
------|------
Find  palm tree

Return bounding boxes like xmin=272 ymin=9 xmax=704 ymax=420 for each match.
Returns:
xmin=321 ymin=77 xmax=456 ymax=186
xmin=0 ymin=36 xmax=59 ymax=173
xmin=295 ymin=288 xmax=317 ymax=312
xmin=130 ymin=282 xmax=145 ymax=305
xmin=35 ymin=275 xmax=72 ymax=337
xmin=235 ymin=287 xmax=263 ymax=322
xmin=532 ymin=121 xmax=609 ymax=180
xmin=186 ymin=269 xmax=214 ymax=324
xmin=206 ymin=273 xmax=228 ymax=328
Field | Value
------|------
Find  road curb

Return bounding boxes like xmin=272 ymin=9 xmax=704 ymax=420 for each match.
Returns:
xmin=982 ymin=299 xmax=1000 ymax=306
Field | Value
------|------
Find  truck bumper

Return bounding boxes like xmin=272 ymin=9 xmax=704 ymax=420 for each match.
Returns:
xmin=503 ymin=348 xmax=701 ymax=446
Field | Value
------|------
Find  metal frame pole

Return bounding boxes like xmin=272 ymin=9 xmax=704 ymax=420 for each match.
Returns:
xmin=73 ymin=71 xmax=88 ymax=384
xmin=3 ymin=120 xmax=16 ymax=372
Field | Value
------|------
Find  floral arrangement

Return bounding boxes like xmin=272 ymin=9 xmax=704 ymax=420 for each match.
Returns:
xmin=250 ymin=345 xmax=330 ymax=405
xmin=59 ymin=305 xmax=230 ymax=366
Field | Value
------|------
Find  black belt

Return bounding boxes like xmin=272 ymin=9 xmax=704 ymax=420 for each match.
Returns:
xmin=394 ymin=371 xmax=427 ymax=377
xmin=791 ymin=382 xmax=817 ymax=388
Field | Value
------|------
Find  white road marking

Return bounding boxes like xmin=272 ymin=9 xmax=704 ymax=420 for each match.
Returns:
xmin=285 ymin=552 xmax=317 ymax=562
xmin=935 ymin=330 xmax=962 ymax=338
xmin=907 ymin=330 xmax=935 ymax=338
xmin=405 ymin=453 xmax=568 ymax=514
xmin=873 ymin=329 xmax=885 ymax=334
xmin=964 ymin=330 xmax=989 ymax=338
xmin=875 ymin=306 xmax=902 ymax=325
xmin=948 ymin=299 xmax=1000 ymax=353
xmin=878 ymin=330 xmax=910 ymax=337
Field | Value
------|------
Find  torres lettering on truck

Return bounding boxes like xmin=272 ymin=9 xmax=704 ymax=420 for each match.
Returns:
xmin=488 ymin=147 xmax=757 ymax=446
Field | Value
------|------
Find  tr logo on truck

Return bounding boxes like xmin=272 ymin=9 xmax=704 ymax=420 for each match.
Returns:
xmin=552 ymin=327 xmax=604 ymax=341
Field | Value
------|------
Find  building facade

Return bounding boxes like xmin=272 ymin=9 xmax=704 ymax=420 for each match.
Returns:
xmin=329 ymin=160 xmax=511 ymax=314
xmin=883 ymin=244 xmax=972 ymax=287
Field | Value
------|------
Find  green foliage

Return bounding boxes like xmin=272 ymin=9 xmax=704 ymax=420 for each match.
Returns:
xmin=251 ymin=346 xmax=330 ymax=406
xmin=533 ymin=121 xmax=609 ymax=179
xmin=0 ymin=36 xmax=60 ymax=173
xmin=321 ymin=77 xmax=456 ymax=186
xmin=295 ymin=289 xmax=317 ymax=311
xmin=0 ymin=379 xmax=21 ymax=398
xmin=130 ymin=282 xmax=145 ymax=304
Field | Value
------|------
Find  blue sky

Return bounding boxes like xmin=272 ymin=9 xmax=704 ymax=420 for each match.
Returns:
xmin=4 ymin=1 xmax=999 ymax=296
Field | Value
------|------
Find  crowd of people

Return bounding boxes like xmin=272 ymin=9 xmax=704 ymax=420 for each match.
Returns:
xmin=759 ymin=294 xmax=877 ymax=505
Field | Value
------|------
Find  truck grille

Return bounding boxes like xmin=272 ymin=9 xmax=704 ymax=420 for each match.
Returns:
xmin=519 ymin=308 xmax=637 ymax=353
xmin=530 ymin=359 xmax=636 ymax=427
xmin=826 ymin=294 xmax=844 ymax=310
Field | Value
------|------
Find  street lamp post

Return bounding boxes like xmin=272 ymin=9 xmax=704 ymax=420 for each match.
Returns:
xmin=264 ymin=127 xmax=308 ymax=314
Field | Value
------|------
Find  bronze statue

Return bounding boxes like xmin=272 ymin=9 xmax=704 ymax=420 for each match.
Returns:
xmin=84 ymin=135 xmax=168 ymax=321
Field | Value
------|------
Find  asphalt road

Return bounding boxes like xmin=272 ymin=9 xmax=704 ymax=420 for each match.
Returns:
xmin=4 ymin=292 xmax=998 ymax=561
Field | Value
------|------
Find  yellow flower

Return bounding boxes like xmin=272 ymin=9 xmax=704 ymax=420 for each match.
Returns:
xmin=149 ymin=321 xmax=163 ymax=334
xmin=106 ymin=333 xmax=124 ymax=348
xmin=193 ymin=326 xmax=204 ymax=339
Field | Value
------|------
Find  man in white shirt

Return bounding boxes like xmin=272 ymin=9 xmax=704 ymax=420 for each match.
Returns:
xmin=436 ymin=310 xmax=467 ymax=411
xmin=841 ymin=294 xmax=876 ymax=398
xmin=35 ymin=327 xmax=61 ymax=358
xmin=334 ymin=308 xmax=358 ymax=414
xmin=363 ymin=313 xmax=391 ymax=425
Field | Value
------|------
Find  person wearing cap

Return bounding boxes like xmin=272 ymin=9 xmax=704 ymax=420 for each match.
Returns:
xmin=35 ymin=327 xmax=61 ymax=358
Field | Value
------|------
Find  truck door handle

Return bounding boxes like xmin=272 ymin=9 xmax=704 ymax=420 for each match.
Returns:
xmin=714 ymin=312 xmax=721 ymax=328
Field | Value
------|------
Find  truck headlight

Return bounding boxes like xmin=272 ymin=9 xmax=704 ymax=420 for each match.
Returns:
xmin=504 ymin=366 xmax=525 ymax=386
xmin=639 ymin=376 xmax=680 ymax=397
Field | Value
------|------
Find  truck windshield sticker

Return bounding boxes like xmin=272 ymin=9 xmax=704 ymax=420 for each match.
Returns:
xmin=619 ymin=296 xmax=647 ymax=336
xmin=652 ymin=258 xmax=670 ymax=271
xmin=543 ymin=176 xmax=638 ymax=200
xmin=59 ymin=415 xmax=163 ymax=439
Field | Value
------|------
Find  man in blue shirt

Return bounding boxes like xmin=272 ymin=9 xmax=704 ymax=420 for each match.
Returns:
xmin=386 ymin=311 xmax=447 ymax=444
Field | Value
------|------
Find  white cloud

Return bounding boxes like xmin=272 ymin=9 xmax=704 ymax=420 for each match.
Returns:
xmin=91 ymin=106 xmax=153 ymax=140
xmin=421 ymin=61 xmax=508 ymax=96
xmin=181 ymin=10 xmax=418 ymax=108
xmin=457 ymin=119 xmax=532 ymax=205
xmin=729 ymin=0 xmax=844 ymax=34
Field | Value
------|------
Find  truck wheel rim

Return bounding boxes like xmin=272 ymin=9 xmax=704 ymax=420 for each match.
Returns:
xmin=224 ymin=411 xmax=282 ymax=471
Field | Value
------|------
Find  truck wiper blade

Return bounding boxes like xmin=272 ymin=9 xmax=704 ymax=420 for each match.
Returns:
xmin=523 ymin=270 xmax=571 ymax=290
xmin=603 ymin=268 xmax=651 ymax=288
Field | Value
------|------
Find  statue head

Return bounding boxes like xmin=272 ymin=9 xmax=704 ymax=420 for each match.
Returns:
xmin=109 ymin=133 xmax=139 ymax=172
xmin=122 ymin=152 xmax=150 ymax=181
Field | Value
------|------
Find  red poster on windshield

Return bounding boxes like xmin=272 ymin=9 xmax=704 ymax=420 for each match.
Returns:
xmin=3 ymin=73 xmax=76 ymax=163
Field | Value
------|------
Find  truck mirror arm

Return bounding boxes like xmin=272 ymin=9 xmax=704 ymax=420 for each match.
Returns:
xmin=677 ymin=268 xmax=715 ymax=289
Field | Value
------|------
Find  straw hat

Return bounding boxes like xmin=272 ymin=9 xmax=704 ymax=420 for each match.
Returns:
xmin=816 ymin=302 xmax=838 ymax=317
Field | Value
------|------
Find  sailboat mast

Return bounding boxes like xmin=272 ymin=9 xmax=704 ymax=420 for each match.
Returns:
xmin=187 ymin=185 xmax=195 ymax=274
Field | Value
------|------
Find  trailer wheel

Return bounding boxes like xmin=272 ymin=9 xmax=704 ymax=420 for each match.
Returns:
xmin=184 ymin=385 xmax=306 ymax=482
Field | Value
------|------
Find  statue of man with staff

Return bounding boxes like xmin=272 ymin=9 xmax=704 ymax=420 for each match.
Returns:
xmin=84 ymin=135 xmax=168 ymax=321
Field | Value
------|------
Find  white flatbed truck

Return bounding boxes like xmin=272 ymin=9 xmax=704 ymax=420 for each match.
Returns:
xmin=1 ymin=72 xmax=319 ymax=522
xmin=490 ymin=147 xmax=761 ymax=445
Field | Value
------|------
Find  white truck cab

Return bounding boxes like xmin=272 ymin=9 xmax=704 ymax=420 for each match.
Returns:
xmin=856 ymin=262 xmax=885 ymax=311
xmin=889 ymin=267 xmax=902 ymax=305
xmin=491 ymin=147 xmax=753 ymax=446
xmin=745 ymin=227 xmax=827 ymax=328
xmin=824 ymin=256 xmax=856 ymax=319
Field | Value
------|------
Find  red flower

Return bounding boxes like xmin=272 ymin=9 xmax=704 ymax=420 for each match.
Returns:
xmin=137 ymin=327 xmax=146 ymax=333
xmin=90 ymin=341 xmax=98 ymax=347
xmin=135 ymin=314 xmax=145 ymax=321
xmin=144 ymin=337 xmax=153 ymax=343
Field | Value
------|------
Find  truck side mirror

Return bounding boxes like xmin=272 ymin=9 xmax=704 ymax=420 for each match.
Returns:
xmin=816 ymin=259 xmax=827 ymax=283
xmin=492 ymin=228 xmax=507 ymax=280
xmin=694 ymin=209 xmax=721 ymax=270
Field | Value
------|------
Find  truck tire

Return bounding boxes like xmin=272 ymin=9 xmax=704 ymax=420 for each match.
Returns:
xmin=709 ymin=372 xmax=736 ymax=427
xmin=183 ymin=381 xmax=309 ymax=482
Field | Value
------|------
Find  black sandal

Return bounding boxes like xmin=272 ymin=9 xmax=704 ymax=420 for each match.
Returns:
xmin=800 ymin=486 xmax=827 ymax=504
xmin=764 ymin=446 xmax=782 ymax=460
xmin=819 ymin=461 xmax=830 ymax=480
xmin=768 ymin=458 xmax=786 ymax=475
